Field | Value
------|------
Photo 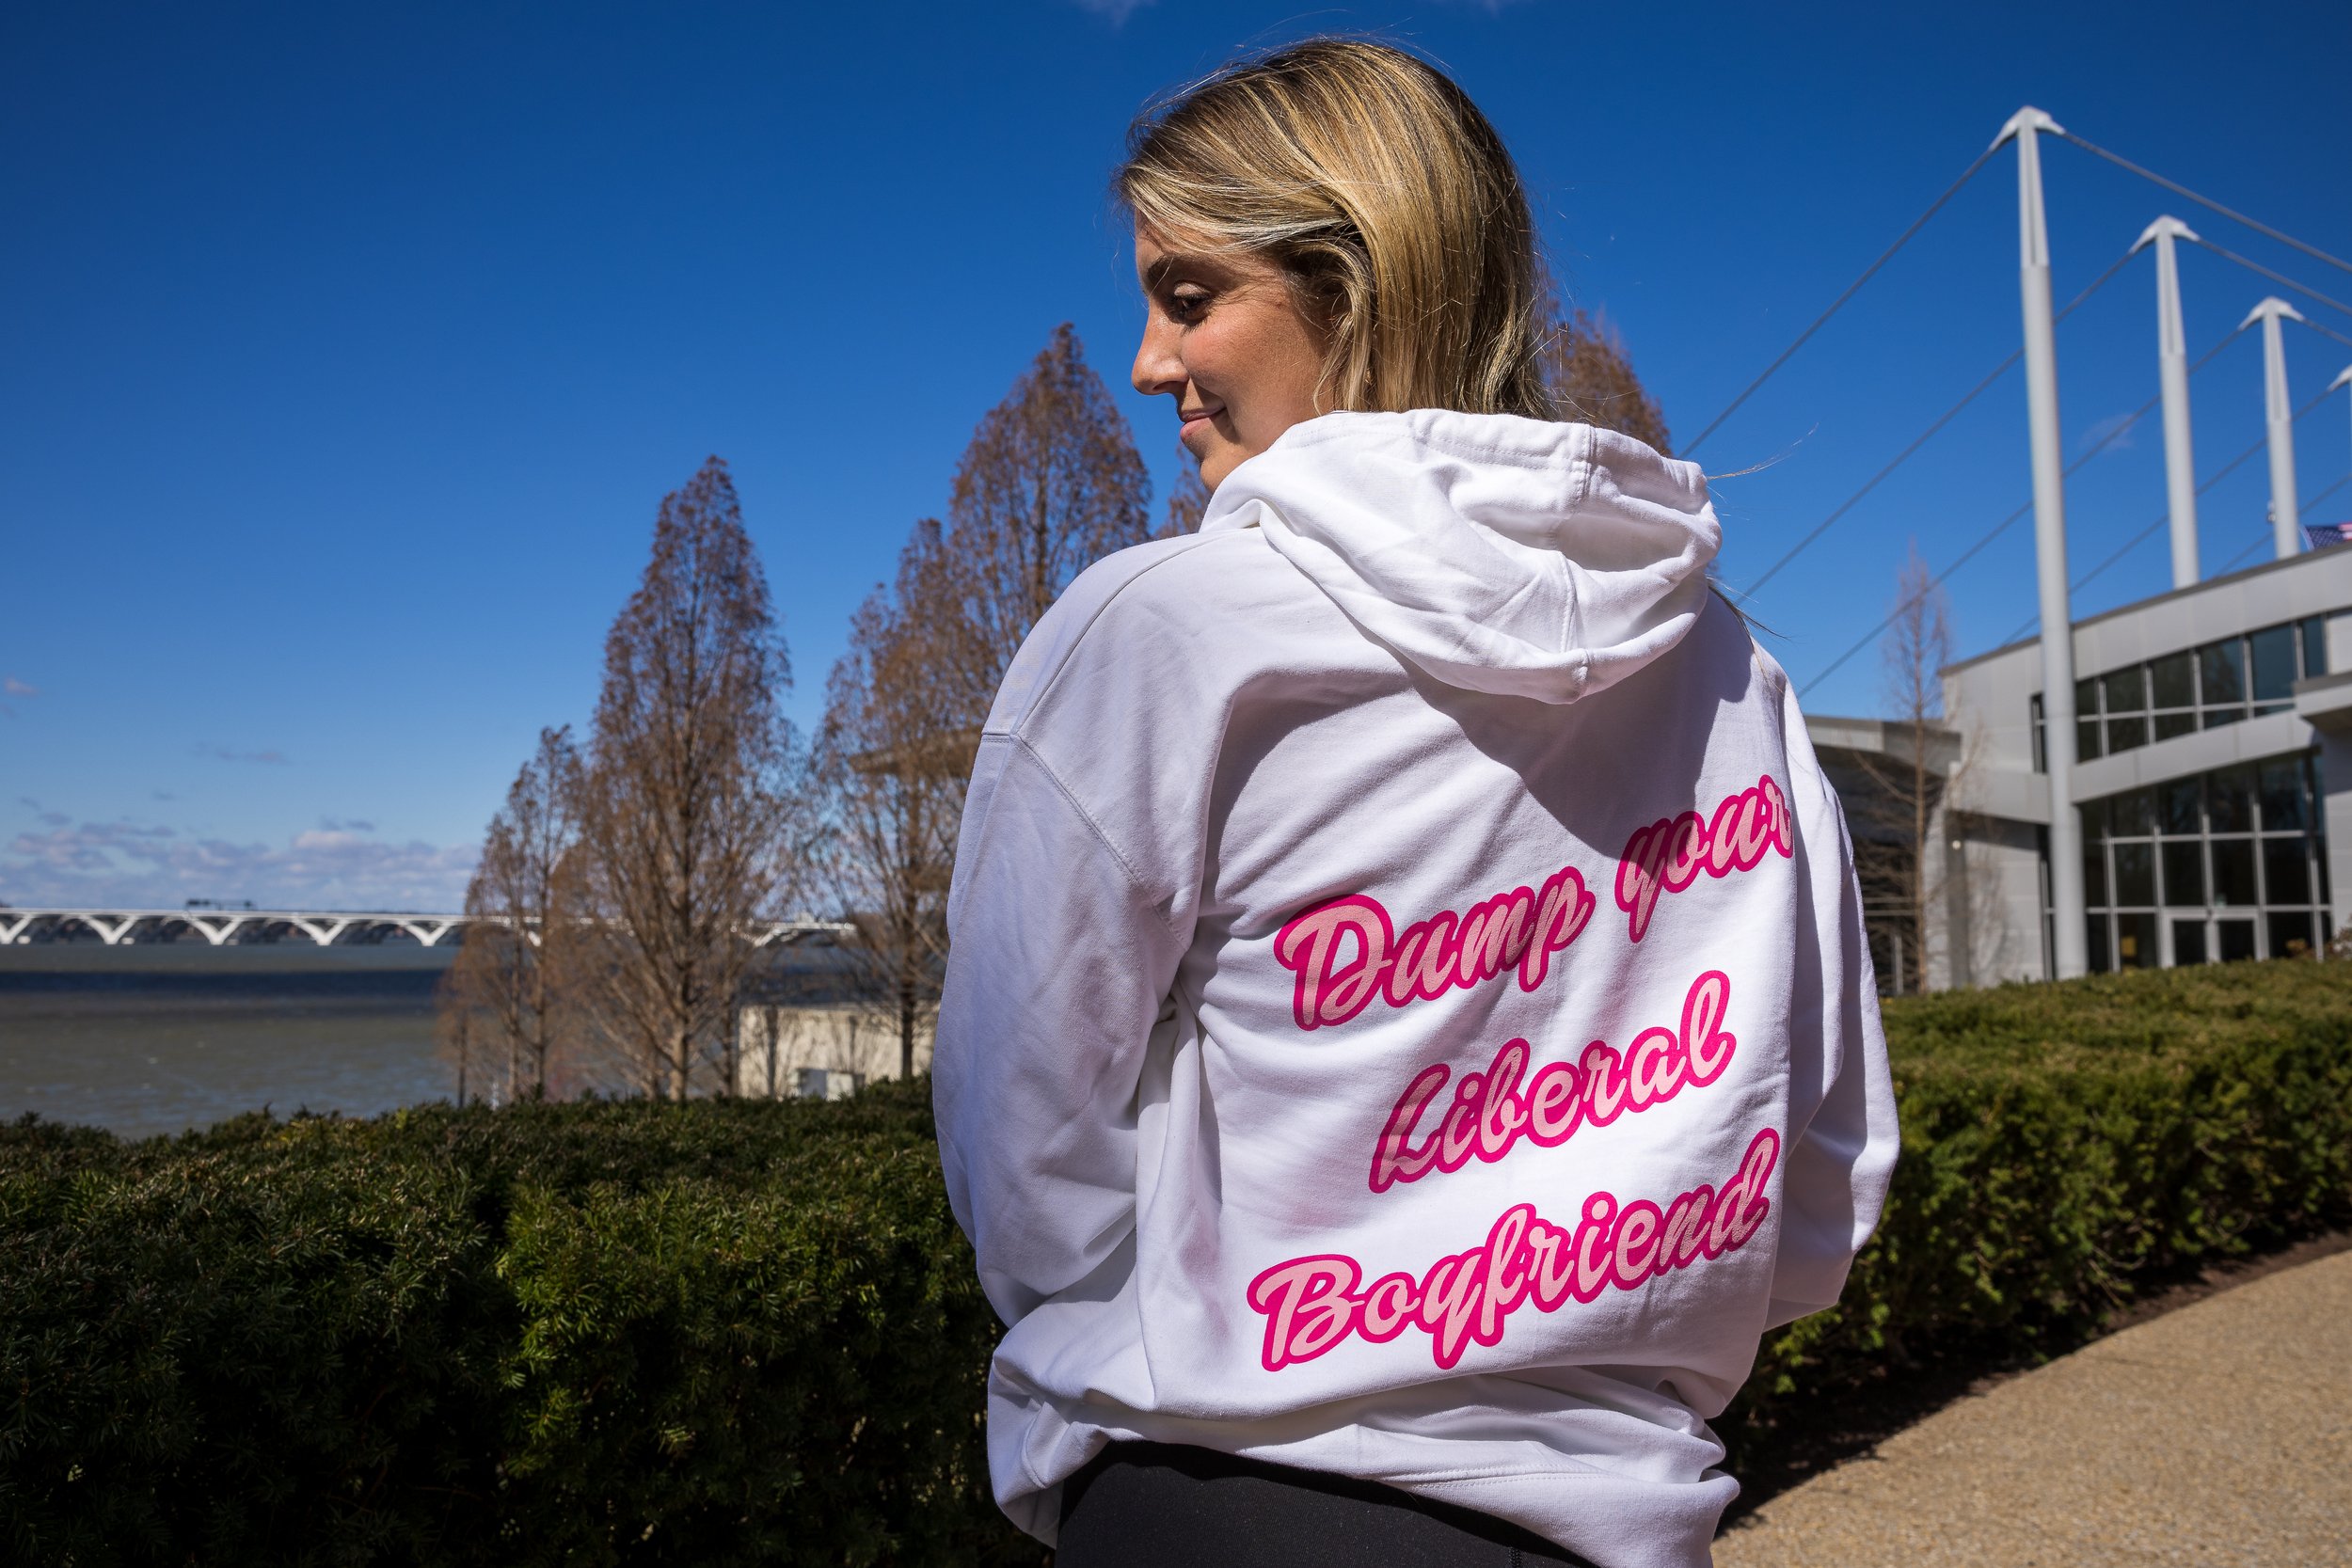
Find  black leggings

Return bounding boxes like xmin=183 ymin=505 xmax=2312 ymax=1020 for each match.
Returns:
xmin=1055 ymin=1441 xmax=1596 ymax=1567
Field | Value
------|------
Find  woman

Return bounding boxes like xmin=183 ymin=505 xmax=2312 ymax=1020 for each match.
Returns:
xmin=932 ymin=40 xmax=1896 ymax=1568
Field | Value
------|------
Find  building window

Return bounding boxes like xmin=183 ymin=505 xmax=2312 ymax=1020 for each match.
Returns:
xmin=2051 ymin=617 xmax=2328 ymax=764
xmin=2249 ymin=626 xmax=2297 ymax=713
xmin=2103 ymin=666 xmax=2148 ymax=753
xmin=2076 ymin=750 xmax=2331 ymax=969
xmin=2201 ymin=640 xmax=2247 ymax=726
xmin=2150 ymin=650 xmax=2197 ymax=740
xmin=2076 ymin=677 xmax=2103 ymax=761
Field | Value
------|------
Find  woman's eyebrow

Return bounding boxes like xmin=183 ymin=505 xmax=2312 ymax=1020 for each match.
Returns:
xmin=1141 ymin=252 xmax=1216 ymax=291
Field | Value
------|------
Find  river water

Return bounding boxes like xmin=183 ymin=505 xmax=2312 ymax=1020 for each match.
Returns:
xmin=0 ymin=944 xmax=456 ymax=1138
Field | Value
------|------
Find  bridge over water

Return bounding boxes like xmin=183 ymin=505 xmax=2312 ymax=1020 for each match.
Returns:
xmin=0 ymin=907 xmax=851 ymax=950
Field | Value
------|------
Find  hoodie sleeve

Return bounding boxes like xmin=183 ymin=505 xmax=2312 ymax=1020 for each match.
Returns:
xmin=1764 ymin=675 xmax=1901 ymax=1329
xmin=931 ymin=730 xmax=1190 ymax=1325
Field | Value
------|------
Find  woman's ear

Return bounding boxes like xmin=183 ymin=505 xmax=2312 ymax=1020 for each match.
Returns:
xmin=1299 ymin=268 xmax=1350 ymax=338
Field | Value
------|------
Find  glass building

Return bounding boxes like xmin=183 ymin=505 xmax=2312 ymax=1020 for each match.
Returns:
xmin=1806 ymin=544 xmax=2352 ymax=989
xmin=2079 ymin=754 xmax=2329 ymax=969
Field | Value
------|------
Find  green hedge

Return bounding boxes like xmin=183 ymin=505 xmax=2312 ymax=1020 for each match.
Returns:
xmin=5 ymin=961 xmax=2349 ymax=1562
xmin=1732 ymin=958 xmax=2352 ymax=1452
xmin=0 ymin=1087 xmax=1035 ymax=1566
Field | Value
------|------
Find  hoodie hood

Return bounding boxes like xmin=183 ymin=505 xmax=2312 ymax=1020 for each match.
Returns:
xmin=1200 ymin=410 xmax=1721 ymax=705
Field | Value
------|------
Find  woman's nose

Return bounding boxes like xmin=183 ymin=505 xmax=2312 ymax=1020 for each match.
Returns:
xmin=1133 ymin=319 xmax=1184 ymax=398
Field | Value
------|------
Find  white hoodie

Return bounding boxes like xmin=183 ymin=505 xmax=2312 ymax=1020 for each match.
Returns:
xmin=932 ymin=410 xmax=1899 ymax=1568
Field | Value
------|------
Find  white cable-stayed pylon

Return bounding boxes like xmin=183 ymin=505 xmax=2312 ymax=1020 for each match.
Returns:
xmin=1994 ymin=103 xmax=2087 ymax=979
xmin=2135 ymin=216 xmax=2203 ymax=587
xmin=2242 ymin=297 xmax=2307 ymax=557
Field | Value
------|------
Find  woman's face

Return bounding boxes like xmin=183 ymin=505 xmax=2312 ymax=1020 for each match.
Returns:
xmin=1131 ymin=226 xmax=1329 ymax=491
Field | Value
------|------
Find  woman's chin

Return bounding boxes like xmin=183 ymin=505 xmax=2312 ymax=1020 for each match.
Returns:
xmin=1183 ymin=426 xmax=1238 ymax=484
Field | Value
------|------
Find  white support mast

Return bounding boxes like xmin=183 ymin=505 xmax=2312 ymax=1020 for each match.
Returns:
xmin=1996 ymin=106 xmax=2087 ymax=979
xmin=2242 ymin=296 xmax=2306 ymax=558
xmin=2133 ymin=216 xmax=2202 ymax=588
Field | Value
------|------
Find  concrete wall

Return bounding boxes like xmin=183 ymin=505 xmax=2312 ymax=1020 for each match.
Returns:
xmin=1942 ymin=547 xmax=2352 ymax=790
xmin=1939 ymin=815 xmax=2047 ymax=987
xmin=2296 ymin=670 xmax=2352 ymax=944
xmin=735 ymin=1004 xmax=934 ymax=1098
xmin=2324 ymin=731 xmax=2352 ymax=948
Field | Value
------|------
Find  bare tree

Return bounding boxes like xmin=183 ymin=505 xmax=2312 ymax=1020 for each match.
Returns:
xmin=1160 ymin=444 xmax=1211 ymax=536
xmin=1543 ymin=308 xmax=1674 ymax=455
xmin=571 ymin=456 xmax=807 ymax=1100
xmin=811 ymin=329 xmax=1156 ymax=1070
xmin=434 ymin=986 xmax=483 ymax=1106
xmin=1850 ymin=544 xmax=1955 ymax=994
xmin=933 ymin=323 xmax=1155 ymax=701
xmin=437 ymin=726 xmax=585 ymax=1102
xmin=817 ymin=522 xmax=968 ymax=1080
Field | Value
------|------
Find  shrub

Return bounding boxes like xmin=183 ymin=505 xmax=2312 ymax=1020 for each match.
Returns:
xmin=4 ymin=962 xmax=2347 ymax=1561
xmin=1728 ymin=958 xmax=2352 ymax=1460
xmin=0 ymin=1087 xmax=1036 ymax=1566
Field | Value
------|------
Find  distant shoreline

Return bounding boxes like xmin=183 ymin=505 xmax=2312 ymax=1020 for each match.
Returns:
xmin=0 ymin=943 xmax=459 ymax=976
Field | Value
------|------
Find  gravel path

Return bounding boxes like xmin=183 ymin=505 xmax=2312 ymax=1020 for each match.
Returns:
xmin=1713 ymin=1248 xmax=2352 ymax=1567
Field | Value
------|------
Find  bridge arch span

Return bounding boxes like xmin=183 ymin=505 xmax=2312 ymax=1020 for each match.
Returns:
xmin=4 ymin=906 xmax=853 ymax=951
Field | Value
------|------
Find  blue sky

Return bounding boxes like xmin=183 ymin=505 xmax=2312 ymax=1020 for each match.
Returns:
xmin=5 ymin=0 xmax=2349 ymax=910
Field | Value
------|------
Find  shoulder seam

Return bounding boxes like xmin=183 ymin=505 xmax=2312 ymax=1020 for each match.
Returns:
xmin=998 ymin=531 xmax=1246 ymax=738
xmin=1006 ymin=734 xmax=1183 ymax=938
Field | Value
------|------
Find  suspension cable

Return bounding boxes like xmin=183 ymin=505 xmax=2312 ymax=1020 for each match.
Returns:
xmin=1995 ymin=377 xmax=2323 ymax=643
xmin=1797 ymin=506 xmax=2029 ymax=697
xmin=2216 ymin=473 xmax=2350 ymax=575
xmin=1683 ymin=145 xmax=1999 ymax=456
xmin=1797 ymin=325 xmax=2257 ymax=694
xmin=2192 ymin=236 xmax=2352 ymax=324
xmin=1737 ymin=246 xmax=2137 ymax=600
xmin=1795 ymin=414 xmax=2141 ymax=695
xmin=2013 ymin=436 xmax=2267 ymax=633
xmin=2060 ymin=130 xmax=2352 ymax=279
xmin=1735 ymin=356 xmax=2016 ymax=601
xmin=2295 ymin=315 xmax=2352 ymax=353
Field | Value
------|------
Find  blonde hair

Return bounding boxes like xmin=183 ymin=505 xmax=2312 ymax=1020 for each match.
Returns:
xmin=1117 ymin=39 xmax=1552 ymax=420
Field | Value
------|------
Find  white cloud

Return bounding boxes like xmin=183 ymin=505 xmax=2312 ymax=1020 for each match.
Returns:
xmin=3 ymin=677 xmax=37 ymax=698
xmin=0 ymin=816 xmax=477 ymax=911
xmin=2078 ymin=411 xmax=2140 ymax=458
xmin=1069 ymin=0 xmax=1154 ymax=23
